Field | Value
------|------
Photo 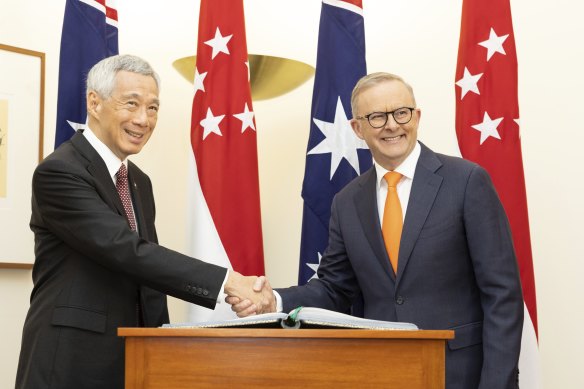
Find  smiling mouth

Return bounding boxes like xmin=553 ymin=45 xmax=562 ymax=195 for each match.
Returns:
xmin=125 ymin=129 xmax=144 ymax=139
xmin=381 ymin=135 xmax=402 ymax=142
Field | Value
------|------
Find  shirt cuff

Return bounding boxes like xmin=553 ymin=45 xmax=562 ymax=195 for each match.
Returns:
xmin=216 ymin=270 xmax=230 ymax=304
xmin=273 ymin=290 xmax=284 ymax=312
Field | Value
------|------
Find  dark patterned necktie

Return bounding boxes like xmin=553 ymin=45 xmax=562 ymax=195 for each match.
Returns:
xmin=116 ymin=163 xmax=143 ymax=325
xmin=115 ymin=164 xmax=137 ymax=231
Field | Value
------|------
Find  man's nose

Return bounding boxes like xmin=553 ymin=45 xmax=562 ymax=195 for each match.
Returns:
xmin=383 ymin=114 xmax=400 ymax=130
xmin=133 ymin=106 xmax=149 ymax=126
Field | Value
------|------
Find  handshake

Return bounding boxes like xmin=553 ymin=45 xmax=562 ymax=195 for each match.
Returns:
xmin=224 ymin=271 xmax=277 ymax=317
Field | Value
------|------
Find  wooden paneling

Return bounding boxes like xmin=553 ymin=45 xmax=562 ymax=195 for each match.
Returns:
xmin=119 ymin=328 xmax=453 ymax=389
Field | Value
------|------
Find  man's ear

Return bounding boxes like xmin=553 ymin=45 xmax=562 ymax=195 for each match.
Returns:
xmin=350 ymin=118 xmax=365 ymax=140
xmin=86 ymin=91 xmax=101 ymax=119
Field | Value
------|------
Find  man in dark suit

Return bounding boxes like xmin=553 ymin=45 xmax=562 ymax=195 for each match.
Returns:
xmin=16 ymin=54 xmax=274 ymax=389
xmin=230 ymin=72 xmax=524 ymax=388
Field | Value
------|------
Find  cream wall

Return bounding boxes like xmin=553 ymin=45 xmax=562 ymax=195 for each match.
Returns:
xmin=1 ymin=0 xmax=583 ymax=387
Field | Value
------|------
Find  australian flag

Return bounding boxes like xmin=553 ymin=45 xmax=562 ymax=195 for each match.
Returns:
xmin=298 ymin=0 xmax=371 ymax=285
xmin=54 ymin=0 xmax=118 ymax=148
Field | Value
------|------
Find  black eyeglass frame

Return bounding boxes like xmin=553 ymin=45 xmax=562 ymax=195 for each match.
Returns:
xmin=355 ymin=107 xmax=416 ymax=128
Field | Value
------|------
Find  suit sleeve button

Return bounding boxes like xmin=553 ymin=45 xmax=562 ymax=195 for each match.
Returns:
xmin=203 ymin=290 xmax=209 ymax=296
xmin=396 ymin=296 xmax=405 ymax=305
xmin=196 ymin=287 xmax=203 ymax=295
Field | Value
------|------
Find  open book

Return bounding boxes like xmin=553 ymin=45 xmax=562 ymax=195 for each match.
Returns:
xmin=163 ymin=307 xmax=418 ymax=330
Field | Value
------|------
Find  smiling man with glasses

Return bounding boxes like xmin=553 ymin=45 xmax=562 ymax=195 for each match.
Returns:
xmin=230 ymin=72 xmax=524 ymax=389
xmin=351 ymin=74 xmax=421 ymax=173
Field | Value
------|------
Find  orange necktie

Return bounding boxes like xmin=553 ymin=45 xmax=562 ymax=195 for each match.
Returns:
xmin=382 ymin=172 xmax=403 ymax=274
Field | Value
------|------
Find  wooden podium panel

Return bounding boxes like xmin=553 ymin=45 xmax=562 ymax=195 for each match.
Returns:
xmin=119 ymin=328 xmax=453 ymax=389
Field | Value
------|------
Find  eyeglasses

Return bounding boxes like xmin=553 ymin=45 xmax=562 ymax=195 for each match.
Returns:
xmin=355 ymin=107 xmax=416 ymax=128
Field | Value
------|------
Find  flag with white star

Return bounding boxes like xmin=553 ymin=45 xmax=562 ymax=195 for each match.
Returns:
xmin=298 ymin=0 xmax=372 ymax=285
xmin=54 ymin=0 xmax=118 ymax=148
xmin=187 ymin=0 xmax=264 ymax=321
xmin=455 ymin=0 xmax=540 ymax=386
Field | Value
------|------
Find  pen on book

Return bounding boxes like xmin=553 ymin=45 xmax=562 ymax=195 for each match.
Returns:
xmin=283 ymin=306 xmax=304 ymax=328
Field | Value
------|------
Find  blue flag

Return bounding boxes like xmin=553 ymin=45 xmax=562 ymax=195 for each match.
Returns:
xmin=298 ymin=0 xmax=371 ymax=285
xmin=54 ymin=0 xmax=118 ymax=148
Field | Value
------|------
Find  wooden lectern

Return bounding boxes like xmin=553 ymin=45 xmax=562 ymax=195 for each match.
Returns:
xmin=119 ymin=327 xmax=453 ymax=389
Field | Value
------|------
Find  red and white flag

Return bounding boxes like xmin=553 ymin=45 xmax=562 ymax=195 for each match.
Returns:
xmin=187 ymin=0 xmax=265 ymax=321
xmin=455 ymin=0 xmax=540 ymax=386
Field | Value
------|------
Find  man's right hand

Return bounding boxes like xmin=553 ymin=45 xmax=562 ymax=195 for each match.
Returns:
xmin=224 ymin=272 xmax=276 ymax=317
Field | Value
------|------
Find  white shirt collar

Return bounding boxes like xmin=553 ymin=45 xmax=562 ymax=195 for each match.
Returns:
xmin=82 ymin=127 xmax=127 ymax=183
xmin=374 ymin=141 xmax=421 ymax=186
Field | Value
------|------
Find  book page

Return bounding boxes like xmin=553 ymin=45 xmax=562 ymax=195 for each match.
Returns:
xmin=294 ymin=307 xmax=418 ymax=330
xmin=163 ymin=312 xmax=287 ymax=328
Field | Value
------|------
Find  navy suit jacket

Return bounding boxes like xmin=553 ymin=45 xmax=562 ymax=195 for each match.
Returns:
xmin=16 ymin=131 xmax=227 ymax=389
xmin=278 ymin=143 xmax=523 ymax=389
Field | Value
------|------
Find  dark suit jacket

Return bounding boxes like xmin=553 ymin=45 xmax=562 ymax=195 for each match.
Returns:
xmin=278 ymin=143 xmax=523 ymax=389
xmin=16 ymin=131 xmax=227 ymax=389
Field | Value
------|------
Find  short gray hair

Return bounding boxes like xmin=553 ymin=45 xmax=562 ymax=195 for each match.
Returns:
xmin=350 ymin=72 xmax=416 ymax=118
xmin=86 ymin=54 xmax=161 ymax=98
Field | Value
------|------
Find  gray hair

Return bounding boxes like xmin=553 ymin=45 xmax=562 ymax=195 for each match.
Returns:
xmin=350 ymin=72 xmax=416 ymax=118
xmin=86 ymin=54 xmax=161 ymax=98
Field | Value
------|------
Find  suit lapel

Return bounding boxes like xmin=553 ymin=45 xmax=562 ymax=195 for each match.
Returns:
xmin=71 ymin=131 xmax=126 ymax=218
xmin=396 ymin=143 xmax=443 ymax=285
xmin=354 ymin=168 xmax=395 ymax=281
